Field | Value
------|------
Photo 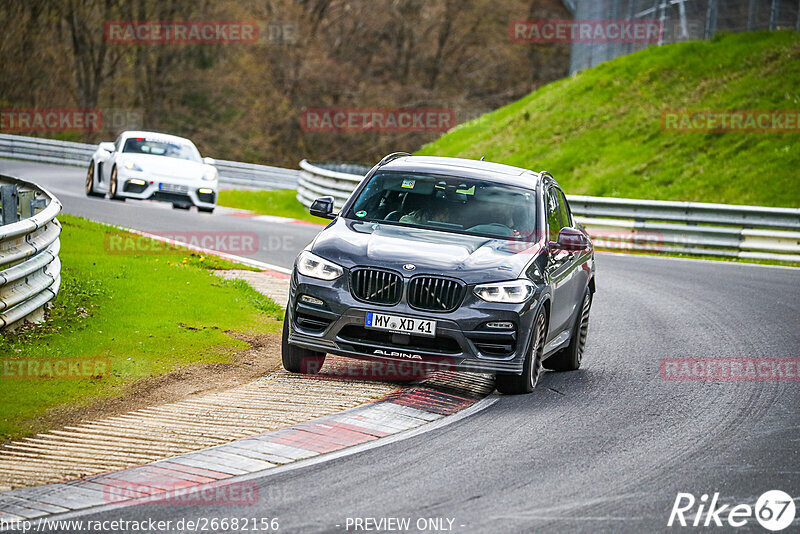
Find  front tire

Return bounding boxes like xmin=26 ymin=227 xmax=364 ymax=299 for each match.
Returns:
xmin=108 ymin=166 xmax=125 ymax=201
xmin=544 ymin=289 xmax=591 ymax=372
xmin=198 ymin=206 xmax=215 ymax=213
xmin=85 ymin=162 xmax=103 ymax=197
xmin=496 ymin=308 xmax=546 ymax=395
xmin=281 ymin=309 xmax=326 ymax=374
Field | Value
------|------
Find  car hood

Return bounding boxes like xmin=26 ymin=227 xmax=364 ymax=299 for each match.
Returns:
xmin=120 ymin=154 xmax=209 ymax=179
xmin=310 ymin=219 xmax=542 ymax=284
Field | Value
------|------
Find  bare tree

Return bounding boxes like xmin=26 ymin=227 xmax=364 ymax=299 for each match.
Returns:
xmin=62 ymin=0 xmax=124 ymax=113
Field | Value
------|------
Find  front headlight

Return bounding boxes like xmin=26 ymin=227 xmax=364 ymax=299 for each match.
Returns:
xmin=474 ymin=280 xmax=535 ymax=304
xmin=202 ymin=167 xmax=218 ymax=181
xmin=123 ymin=159 xmax=143 ymax=171
xmin=296 ymin=251 xmax=343 ymax=281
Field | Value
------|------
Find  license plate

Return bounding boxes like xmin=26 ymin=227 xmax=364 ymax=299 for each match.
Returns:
xmin=159 ymin=183 xmax=187 ymax=193
xmin=365 ymin=312 xmax=436 ymax=337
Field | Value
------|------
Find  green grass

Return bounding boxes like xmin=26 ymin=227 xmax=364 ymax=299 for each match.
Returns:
xmin=218 ymin=34 xmax=799 ymax=266
xmin=218 ymin=189 xmax=327 ymax=224
xmin=417 ymin=31 xmax=800 ymax=208
xmin=0 ymin=214 xmax=283 ymax=442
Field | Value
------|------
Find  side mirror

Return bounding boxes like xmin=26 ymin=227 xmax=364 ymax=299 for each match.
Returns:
xmin=98 ymin=142 xmax=115 ymax=153
xmin=203 ymin=157 xmax=216 ymax=165
xmin=554 ymin=227 xmax=591 ymax=253
xmin=309 ymin=196 xmax=336 ymax=220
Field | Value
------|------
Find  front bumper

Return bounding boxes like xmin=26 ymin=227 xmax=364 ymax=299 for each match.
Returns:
xmin=116 ymin=169 xmax=217 ymax=208
xmin=287 ymin=271 xmax=542 ymax=375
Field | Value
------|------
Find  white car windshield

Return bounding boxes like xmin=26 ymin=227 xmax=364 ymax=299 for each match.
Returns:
xmin=122 ymin=137 xmax=201 ymax=162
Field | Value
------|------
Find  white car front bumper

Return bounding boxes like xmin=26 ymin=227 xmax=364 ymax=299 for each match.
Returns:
xmin=116 ymin=168 xmax=218 ymax=208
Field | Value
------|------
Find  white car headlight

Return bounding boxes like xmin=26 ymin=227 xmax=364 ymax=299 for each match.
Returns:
xmin=474 ymin=280 xmax=535 ymax=304
xmin=123 ymin=159 xmax=143 ymax=171
xmin=296 ymin=251 xmax=343 ymax=281
xmin=202 ymin=167 xmax=218 ymax=181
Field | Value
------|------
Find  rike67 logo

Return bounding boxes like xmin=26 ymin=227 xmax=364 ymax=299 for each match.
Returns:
xmin=669 ymin=490 xmax=796 ymax=531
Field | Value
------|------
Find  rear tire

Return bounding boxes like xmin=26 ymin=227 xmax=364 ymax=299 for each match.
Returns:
xmin=281 ymin=309 xmax=326 ymax=374
xmin=85 ymin=162 xmax=103 ymax=197
xmin=496 ymin=308 xmax=546 ymax=394
xmin=108 ymin=166 xmax=125 ymax=201
xmin=544 ymin=289 xmax=591 ymax=372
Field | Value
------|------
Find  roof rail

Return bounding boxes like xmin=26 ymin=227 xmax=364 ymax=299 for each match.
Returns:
xmin=377 ymin=152 xmax=411 ymax=167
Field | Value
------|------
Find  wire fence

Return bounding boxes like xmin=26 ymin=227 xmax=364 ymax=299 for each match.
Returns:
xmin=566 ymin=0 xmax=800 ymax=73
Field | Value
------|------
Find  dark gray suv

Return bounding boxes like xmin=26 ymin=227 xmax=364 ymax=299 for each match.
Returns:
xmin=282 ymin=154 xmax=595 ymax=394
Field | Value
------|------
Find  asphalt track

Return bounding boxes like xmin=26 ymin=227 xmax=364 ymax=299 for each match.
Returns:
xmin=2 ymin=159 xmax=799 ymax=533
xmin=0 ymin=160 xmax=319 ymax=270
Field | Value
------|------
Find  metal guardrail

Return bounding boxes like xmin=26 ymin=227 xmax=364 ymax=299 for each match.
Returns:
xmin=0 ymin=134 xmax=299 ymax=190
xmin=297 ymin=160 xmax=369 ymax=208
xmin=214 ymin=158 xmax=299 ymax=190
xmin=1 ymin=134 xmax=797 ymax=263
xmin=296 ymin=160 xmax=800 ymax=263
xmin=0 ymin=174 xmax=62 ymax=331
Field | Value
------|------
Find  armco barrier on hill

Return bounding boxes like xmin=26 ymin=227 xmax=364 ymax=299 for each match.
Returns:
xmin=296 ymin=160 xmax=800 ymax=263
xmin=1 ymin=133 xmax=798 ymax=263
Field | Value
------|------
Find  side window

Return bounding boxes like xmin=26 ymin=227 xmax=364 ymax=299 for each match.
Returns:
xmin=555 ymin=189 xmax=572 ymax=229
xmin=114 ymin=135 xmax=122 ymax=152
xmin=546 ymin=187 xmax=561 ymax=242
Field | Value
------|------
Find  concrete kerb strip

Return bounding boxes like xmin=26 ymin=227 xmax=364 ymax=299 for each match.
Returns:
xmin=0 ymin=228 xmax=496 ymax=522
xmin=0 ymin=371 xmax=495 ymax=524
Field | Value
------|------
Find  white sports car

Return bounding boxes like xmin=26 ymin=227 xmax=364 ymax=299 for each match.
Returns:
xmin=85 ymin=130 xmax=219 ymax=212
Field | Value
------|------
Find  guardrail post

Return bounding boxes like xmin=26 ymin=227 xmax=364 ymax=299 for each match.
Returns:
xmin=18 ymin=190 xmax=33 ymax=221
xmin=29 ymin=198 xmax=47 ymax=217
xmin=1 ymin=184 xmax=20 ymax=225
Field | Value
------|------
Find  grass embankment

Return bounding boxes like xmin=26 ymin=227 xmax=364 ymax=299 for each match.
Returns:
xmin=0 ymin=214 xmax=283 ymax=442
xmin=217 ymin=33 xmax=799 ymax=266
xmin=218 ymin=189 xmax=327 ymax=224
xmin=418 ymin=31 xmax=800 ymax=208
xmin=220 ymin=34 xmax=800 ymax=210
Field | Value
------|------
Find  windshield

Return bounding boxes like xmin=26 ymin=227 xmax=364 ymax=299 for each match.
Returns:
xmin=122 ymin=137 xmax=201 ymax=162
xmin=346 ymin=171 xmax=537 ymax=240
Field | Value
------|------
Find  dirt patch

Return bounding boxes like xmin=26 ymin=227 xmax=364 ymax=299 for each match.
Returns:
xmin=5 ymin=331 xmax=282 ymax=445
